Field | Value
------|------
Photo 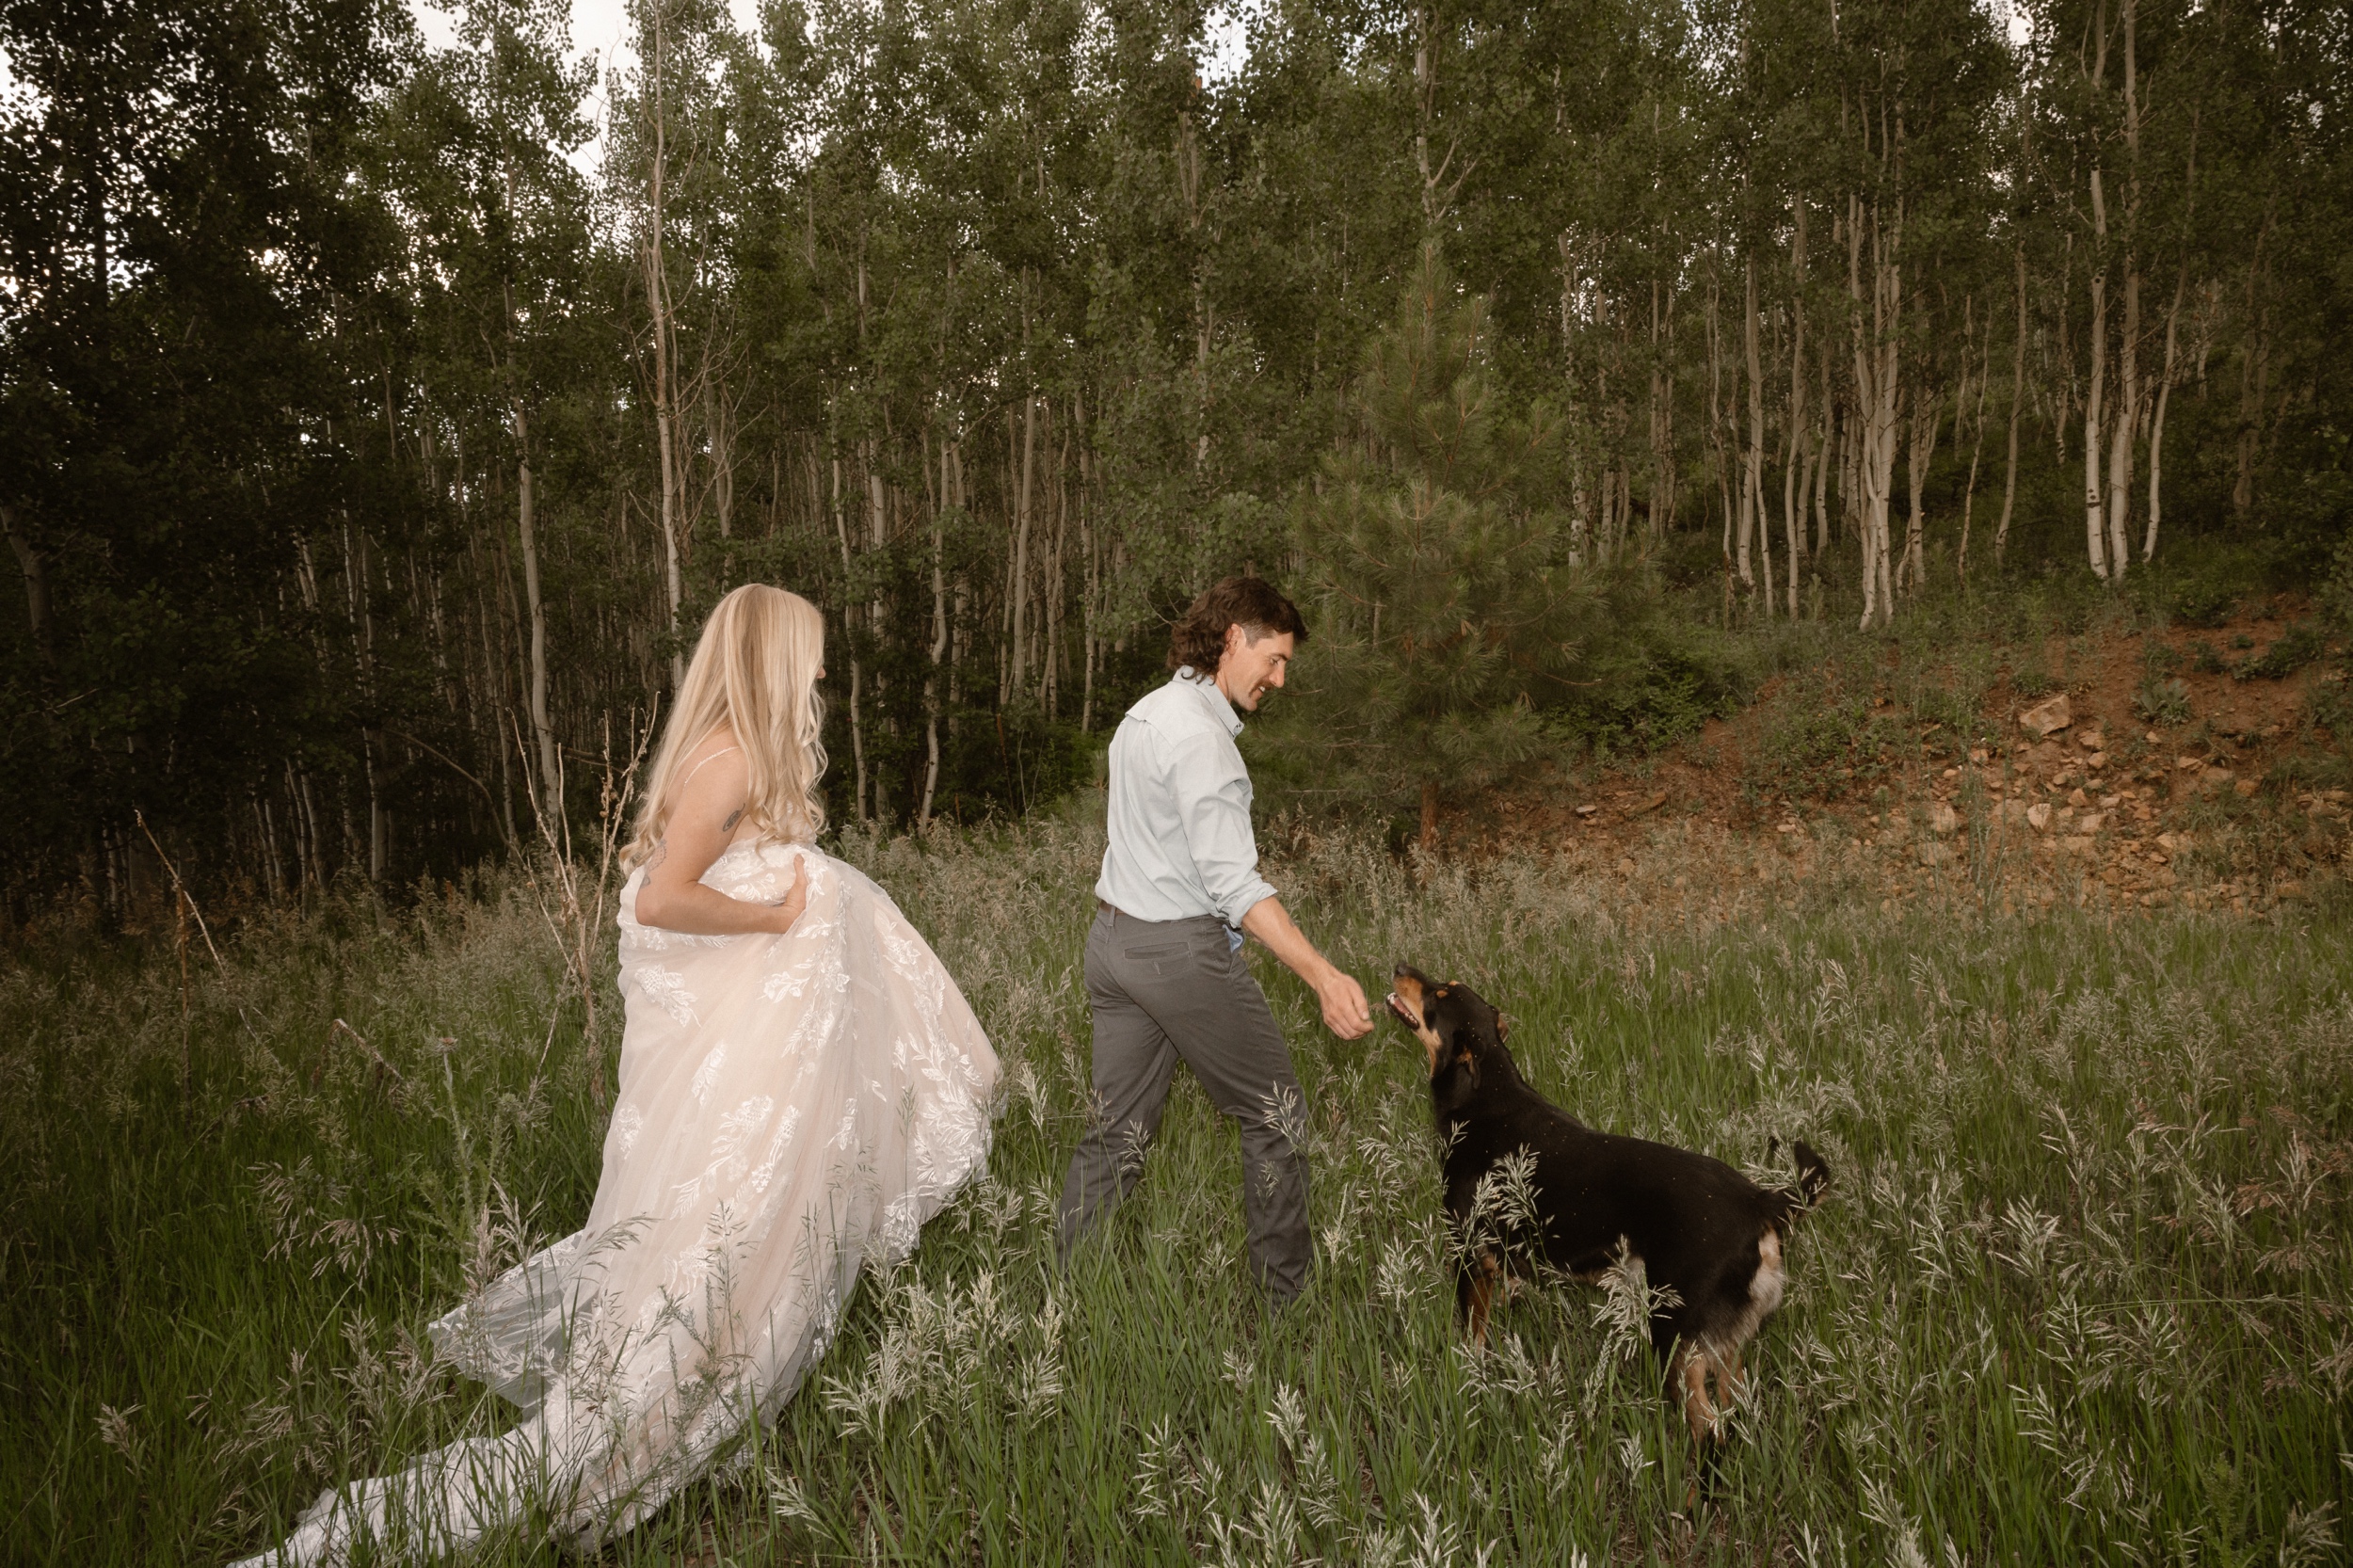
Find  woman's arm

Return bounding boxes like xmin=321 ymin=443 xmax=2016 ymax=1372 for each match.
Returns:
xmin=632 ymin=742 xmax=808 ymax=936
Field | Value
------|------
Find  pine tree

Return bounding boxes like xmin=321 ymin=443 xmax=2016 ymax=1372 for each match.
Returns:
xmin=1288 ymin=244 xmax=1592 ymax=851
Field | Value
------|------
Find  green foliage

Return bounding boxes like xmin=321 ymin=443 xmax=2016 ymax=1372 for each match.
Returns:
xmin=1746 ymin=671 xmax=1911 ymax=799
xmin=1281 ymin=248 xmax=1593 ymax=833
xmin=2235 ymin=621 xmax=2329 ymax=682
xmin=1550 ymin=610 xmax=1751 ymax=759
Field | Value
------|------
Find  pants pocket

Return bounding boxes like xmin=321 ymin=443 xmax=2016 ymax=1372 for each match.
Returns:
xmin=1122 ymin=942 xmax=1190 ymax=963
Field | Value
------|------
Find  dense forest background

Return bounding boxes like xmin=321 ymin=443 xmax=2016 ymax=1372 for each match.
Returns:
xmin=2 ymin=0 xmax=2346 ymax=914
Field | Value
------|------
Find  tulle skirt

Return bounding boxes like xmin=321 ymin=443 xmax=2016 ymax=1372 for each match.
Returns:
xmin=233 ymin=840 xmax=999 ymax=1563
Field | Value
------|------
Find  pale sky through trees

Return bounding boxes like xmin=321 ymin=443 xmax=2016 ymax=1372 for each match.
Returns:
xmin=404 ymin=0 xmax=1251 ymax=176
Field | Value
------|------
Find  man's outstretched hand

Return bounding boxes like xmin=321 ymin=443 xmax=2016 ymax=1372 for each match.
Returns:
xmin=1241 ymin=894 xmax=1374 ymax=1039
xmin=1312 ymin=967 xmax=1374 ymax=1039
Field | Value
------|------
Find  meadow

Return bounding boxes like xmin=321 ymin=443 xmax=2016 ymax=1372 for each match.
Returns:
xmin=4 ymin=814 xmax=2349 ymax=1565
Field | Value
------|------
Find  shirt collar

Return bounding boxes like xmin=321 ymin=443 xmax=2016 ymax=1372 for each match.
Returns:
xmin=1172 ymin=667 xmax=1244 ymax=737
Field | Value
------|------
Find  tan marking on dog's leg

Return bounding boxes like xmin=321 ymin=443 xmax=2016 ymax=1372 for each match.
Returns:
xmin=1465 ymin=1251 xmax=1500 ymax=1347
xmin=1714 ymin=1340 xmax=1748 ymax=1412
xmin=1674 ymin=1346 xmax=1720 ymax=1445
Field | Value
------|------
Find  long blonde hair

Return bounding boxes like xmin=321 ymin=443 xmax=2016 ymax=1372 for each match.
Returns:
xmin=625 ymin=584 xmax=827 ymax=867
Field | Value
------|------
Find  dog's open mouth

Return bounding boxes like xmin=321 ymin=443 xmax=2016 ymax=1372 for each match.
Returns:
xmin=1385 ymin=991 xmax=1419 ymax=1027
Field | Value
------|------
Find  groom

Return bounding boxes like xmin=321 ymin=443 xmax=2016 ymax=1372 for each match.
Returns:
xmin=1055 ymin=576 xmax=1372 ymax=1303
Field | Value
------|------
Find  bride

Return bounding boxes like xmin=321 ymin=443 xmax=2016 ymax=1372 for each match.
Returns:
xmin=235 ymin=584 xmax=999 ymax=1564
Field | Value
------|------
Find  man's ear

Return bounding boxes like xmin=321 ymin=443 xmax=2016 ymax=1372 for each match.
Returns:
xmin=1222 ymin=621 xmax=1247 ymax=664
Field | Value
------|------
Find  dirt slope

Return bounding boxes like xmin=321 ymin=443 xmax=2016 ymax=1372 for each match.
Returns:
xmin=1448 ymin=603 xmax=2347 ymax=923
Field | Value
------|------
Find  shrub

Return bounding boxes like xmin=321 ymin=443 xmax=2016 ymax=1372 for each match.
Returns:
xmin=2235 ymin=621 xmax=2328 ymax=681
xmin=1746 ymin=672 xmax=1909 ymax=799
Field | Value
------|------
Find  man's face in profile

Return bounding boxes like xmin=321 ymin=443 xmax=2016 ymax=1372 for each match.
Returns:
xmin=1215 ymin=624 xmax=1294 ymax=712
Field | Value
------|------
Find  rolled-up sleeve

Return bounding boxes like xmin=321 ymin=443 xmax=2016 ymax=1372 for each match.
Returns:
xmin=1169 ymin=732 xmax=1278 ymax=927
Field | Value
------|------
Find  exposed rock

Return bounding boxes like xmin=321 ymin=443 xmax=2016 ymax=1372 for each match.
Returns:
xmin=2077 ymin=728 xmax=2105 ymax=751
xmin=2077 ymin=811 xmax=2106 ymax=833
xmin=1929 ymin=801 xmax=1961 ymax=835
xmin=2063 ymin=835 xmax=2095 ymax=854
xmin=2001 ymin=798 xmax=2033 ymax=823
xmin=1917 ymin=841 xmax=1955 ymax=867
xmin=2067 ymin=787 xmax=2089 ymax=807
xmin=2198 ymin=767 xmax=2234 ymax=792
xmin=2277 ymin=879 xmax=2306 ymax=901
xmin=1615 ymin=856 xmax=1637 ymax=876
xmin=2027 ymin=802 xmax=2054 ymax=832
xmin=2028 ymin=741 xmax=2068 ymax=766
xmin=2086 ymin=752 xmax=2109 ymax=769
xmin=1575 ymin=804 xmax=1598 ymax=816
xmin=2233 ymin=778 xmax=2259 ymax=798
xmin=2176 ymin=755 xmax=2205 ymax=771
xmin=2020 ymin=694 xmax=2073 ymax=736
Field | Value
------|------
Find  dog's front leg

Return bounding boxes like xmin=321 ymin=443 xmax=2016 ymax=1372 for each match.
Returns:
xmin=1458 ymin=1249 xmax=1502 ymax=1347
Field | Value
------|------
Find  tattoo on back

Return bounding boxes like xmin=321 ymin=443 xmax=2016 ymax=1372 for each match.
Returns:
xmin=722 ymin=808 xmax=744 ymax=832
xmin=646 ymin=840 xmax=670 ymax=872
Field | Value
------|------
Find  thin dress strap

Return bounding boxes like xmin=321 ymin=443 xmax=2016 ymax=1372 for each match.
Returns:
xmin=679 ymin=744 xmax=741 ymax=788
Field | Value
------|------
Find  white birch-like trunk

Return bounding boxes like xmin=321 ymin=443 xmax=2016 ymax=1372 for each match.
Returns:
xmin=920 ymin=433 xmax=948 ymax=826
xmin=1783 ymin=200 xmax=1808 ymax=616
xmin=1745 ymin=252 xmax=1772 ymax=616
xmin=514 ymin=411 xmax=559 ymax=828
xmin=2144 ymin=264 xmax=2185 ymax=561
xmin=831 ymin=451 xmax=867 ymax=821
xmin=1959 ymin=311 xmax=1990 ymax=585
xmin=1996 ymin=244 xmax=2025 ymax=565
xmin=1851 ymin=193 xmax=1901 ymax=628
xmin=1901 ymin=378 xmax=1939 ymax=591
xmin=2084 ymin=274 xmax=2109 ymax=580
xmin=2105 ymin=252 xmax=2138 ymax=582
xmin=639 ymin=0 xmax=687 ymax=687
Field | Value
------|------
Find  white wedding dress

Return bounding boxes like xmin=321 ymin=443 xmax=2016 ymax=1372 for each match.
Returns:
xmin=235 ymin=840 xmax=998 ymax=1564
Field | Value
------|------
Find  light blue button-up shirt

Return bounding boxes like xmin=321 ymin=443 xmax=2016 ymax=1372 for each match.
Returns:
xmin=1095 ymin=669 xmax=1279 ymax=934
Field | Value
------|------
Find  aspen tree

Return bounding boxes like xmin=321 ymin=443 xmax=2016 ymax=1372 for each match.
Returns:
xmin=1996 ymin=244 xmax=2025 ymax=566
xmin=1745 ymin=250 xmax=1772 ymax=615
xmin=1783 ymin=198 xmax=1810 ymax=618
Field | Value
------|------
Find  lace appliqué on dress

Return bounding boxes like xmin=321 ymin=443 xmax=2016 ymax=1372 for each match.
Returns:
xmin=232 ymin=842 xmax=998 ymax=1567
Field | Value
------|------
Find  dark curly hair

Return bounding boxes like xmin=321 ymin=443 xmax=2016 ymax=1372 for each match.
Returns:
xmin=1167 ymin=576 xmax=1310 ymax=675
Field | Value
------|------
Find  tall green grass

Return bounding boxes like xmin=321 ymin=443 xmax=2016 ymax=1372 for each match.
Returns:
xmin=4 ymin=824 xmax=2349 ymax=1564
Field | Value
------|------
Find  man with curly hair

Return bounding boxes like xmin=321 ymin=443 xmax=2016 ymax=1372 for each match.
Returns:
xmin=1055 ymin=576 xmax=1372 ymax=1303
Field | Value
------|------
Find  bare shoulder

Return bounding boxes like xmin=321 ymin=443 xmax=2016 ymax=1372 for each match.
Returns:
xmin=680 ymin=729 xmax=748 ymax=784
xmin=671 ymin=730 xmax=751 ymax=820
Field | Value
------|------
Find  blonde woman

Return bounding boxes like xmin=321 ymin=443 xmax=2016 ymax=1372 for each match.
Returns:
xmin=236 ymin=584 xmax=998 ymax=1565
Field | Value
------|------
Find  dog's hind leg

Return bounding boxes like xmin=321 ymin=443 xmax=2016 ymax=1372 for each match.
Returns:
xmin=1668 ymin=1343 xmax=1728 ymax=1511
xmin=1673 ymin=1344 xmax=1721 ymax=1445
xmin=1711 ymin=1338 xmax=1748 ymax=1412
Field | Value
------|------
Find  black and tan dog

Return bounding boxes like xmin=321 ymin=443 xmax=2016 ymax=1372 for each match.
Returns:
xmin=1385 ymin=965 xmax=1830 ymax=1445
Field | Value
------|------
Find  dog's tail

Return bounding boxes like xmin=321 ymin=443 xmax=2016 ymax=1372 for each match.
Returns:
xmin=1766 ymin=1137 xmax=1833 ymax=1221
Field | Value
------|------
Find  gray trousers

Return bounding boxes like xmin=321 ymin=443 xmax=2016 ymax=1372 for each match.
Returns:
xmin=1054 ymin=906 xmax=1313 ymax=1300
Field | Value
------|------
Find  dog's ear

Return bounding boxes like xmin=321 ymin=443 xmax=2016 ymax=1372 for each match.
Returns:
xmin=1494 ymin=1011 xmax=1513 ymax=1043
